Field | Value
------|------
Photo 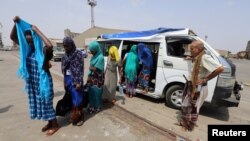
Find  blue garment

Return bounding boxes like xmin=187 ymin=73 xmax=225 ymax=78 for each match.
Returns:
xmin=16 ymin=19 xmax=51 ymax=102
xmin=138 ymin=43 xmax=153 ymax=68
xmin=26 ymin=52 xmax=56 ymax=121
xmin=138 ymin=67 xmax=151 ymax=89
xmin=64 ymin=75 xmax=83 ymax=107
xmin=101 ymin=27 xmax=184 ymax=39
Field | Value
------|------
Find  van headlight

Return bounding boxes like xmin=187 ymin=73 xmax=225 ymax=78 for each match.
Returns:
xmin=217 ymin=77 xmax=235 ymax=87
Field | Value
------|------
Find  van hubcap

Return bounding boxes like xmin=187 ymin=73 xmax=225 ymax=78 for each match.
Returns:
xmin=170 ymin=90 xmax=183 ymax=107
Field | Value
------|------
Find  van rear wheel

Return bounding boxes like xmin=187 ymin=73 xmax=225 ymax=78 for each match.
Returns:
xmin=165 ymin=85 xmax=184 ymax=109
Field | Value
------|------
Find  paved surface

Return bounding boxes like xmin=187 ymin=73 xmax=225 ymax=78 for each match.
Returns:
xmin=1 ymin=51 xmax=250 ymax=141
xmin=0 ymin=51 xmax=176 ymax=141
xmin=49 ymin=53 xmax=250 ymax=141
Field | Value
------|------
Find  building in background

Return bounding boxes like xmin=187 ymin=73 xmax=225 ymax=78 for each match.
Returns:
xmin=215 ymin=49 xmax=231 ymax=58
xmin=237 ymin=51 xmax=248 ymax=59
xmin=72 ymin=26 xmax=130 ymax=48
xmin=64 ymin=29 xmax=80 ymax=39
xmin=49 ymin=26 xmax=129 ymax=50
xmin=49 ymin=38 xmax=63 ymax=47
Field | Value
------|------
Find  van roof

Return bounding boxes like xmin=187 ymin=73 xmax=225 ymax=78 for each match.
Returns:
xmin=100 ymin=27 xmax=195 ymax=40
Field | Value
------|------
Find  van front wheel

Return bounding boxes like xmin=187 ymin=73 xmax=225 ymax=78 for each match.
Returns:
xmin=165 ymin=85 xmax=184 ymax=109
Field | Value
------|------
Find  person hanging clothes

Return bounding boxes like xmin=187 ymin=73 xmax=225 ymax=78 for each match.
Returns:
xmin=102 ymin=46 xmax=120 ymax=104
xmin=61 ymin=37 xmax=84 ymax=126
xmin=10 ymin=16 xmax=59 ymax=136
xmin=137 ymin=43 xmax=153 ymax=93
xmin=87 ymin=41 xmax=104 ymax=113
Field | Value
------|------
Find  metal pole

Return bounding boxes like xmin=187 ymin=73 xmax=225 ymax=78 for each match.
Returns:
xmin=0 ymin=22 xmax=3 ymax=48
xmin=205 ymin=35 xmax=208 ymax=41
xmin=91 ymin=6 xmax=95 ymax=27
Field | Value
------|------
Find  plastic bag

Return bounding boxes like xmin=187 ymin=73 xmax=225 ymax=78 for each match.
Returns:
xmin=56 ymin=92 xmax=72 ymax=116
xmin=118 ymin=84 xmax=124 ymax=96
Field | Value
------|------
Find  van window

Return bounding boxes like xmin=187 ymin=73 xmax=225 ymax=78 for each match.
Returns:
xmin=166 ymin=37 xmax=193 ymax=58
xmin=98 ymin=40 xmax=121 ymax=56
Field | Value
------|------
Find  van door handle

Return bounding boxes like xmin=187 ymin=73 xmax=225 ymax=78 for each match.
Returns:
xmin=163 ymin=60 xmax=173 ymax=67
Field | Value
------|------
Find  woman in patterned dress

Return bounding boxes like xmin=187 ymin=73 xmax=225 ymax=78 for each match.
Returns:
xmin=87 ymin=41 xmax=104 ymax=113
xmin=10 ymin=16 xmax=59 ymax=136
xmin=61 ymin=37 xmax=84 ymax=125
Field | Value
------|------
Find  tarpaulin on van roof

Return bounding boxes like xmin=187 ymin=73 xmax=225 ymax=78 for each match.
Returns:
xmin=101 ymin=27 xmax=184 ymax=39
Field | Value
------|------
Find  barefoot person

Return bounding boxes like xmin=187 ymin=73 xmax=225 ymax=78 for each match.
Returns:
xmin=179 ymin=40 xmax=224 ymax=131
xmin=10 ymin=16 xmax=59 ymax=136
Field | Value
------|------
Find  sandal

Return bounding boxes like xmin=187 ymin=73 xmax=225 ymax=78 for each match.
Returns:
xmin=175 ymin=121 xmax=194 ymax=132
xmin=46 ymin=127 xmax=59 ymax=136
xmin=95 ymin=108 xmax=101 ymax=113
xmin=174 ymin=122 xmax=182 ymax=126
xmin=174 ymin=122 xmax=188 ymax=132
xmin=103 ymin=99 xmax=109 ymax=103
xmin=75 ymin=116 xmax=85 ymax=126
xmin=111 ymin=99 xmax=116 ymax=105
xmin=41 ymin=123 xmax=51 ymax=132
xmin=87 ymin=107 xmax=95 ymax=114
xmin=125 ymin=93 xmax=129 ymax=97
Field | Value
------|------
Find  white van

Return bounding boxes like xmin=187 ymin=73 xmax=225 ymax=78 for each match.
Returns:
xmin=97 ymin=27 xmax=241 ymax=109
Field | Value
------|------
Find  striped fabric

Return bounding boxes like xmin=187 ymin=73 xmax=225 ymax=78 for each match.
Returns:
xmin=26 ymin=52 xmax=56 ymax=121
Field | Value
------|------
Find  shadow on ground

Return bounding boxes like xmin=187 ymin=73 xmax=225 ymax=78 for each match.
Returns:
xmin=131 ymin=93 xmax=165 ymax=104
xmin=54 ymin=91 xmax=64 ymax=97
xmin=132 ymin=92 xmax=230 ymax=121
xmin=56 ymin=97 xmax=115 ymax=128
xmin=200 ymin=106 xmax=229 ymax=121
xmin=0 ymin=105 xmax=13 ymax=113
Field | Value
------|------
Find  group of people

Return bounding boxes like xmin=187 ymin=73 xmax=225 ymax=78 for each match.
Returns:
xmin=10 ymin=16 xmax=138 ymax=136
xmin=11 ymin=16 xmax=224 ymax=136
xmin=120 ymin=43 xmax=154 ymax=98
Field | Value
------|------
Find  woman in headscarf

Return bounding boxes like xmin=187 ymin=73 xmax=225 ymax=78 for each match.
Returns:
xmin=103 ymin=46 xmax=120 ymax=104
xmin=122 ymin=45 xmax=139 ymax=98
xmin=10 ymin=16 xmax=59 ymax=136
xmin=61 ymin=37 xmax=84 ymax=126
xmin=137 ymin=43 xmax=153 ymax=93
xmin=87 ymin=41 xmax=104 ymax=113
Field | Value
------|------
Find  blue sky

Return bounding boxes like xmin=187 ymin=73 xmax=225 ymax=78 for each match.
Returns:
xmin=1 ymin=0 xmax=249 ymax=53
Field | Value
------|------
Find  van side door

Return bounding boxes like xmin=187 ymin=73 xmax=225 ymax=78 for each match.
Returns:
xmin=162 ymin=36 xmax=193 ymax=83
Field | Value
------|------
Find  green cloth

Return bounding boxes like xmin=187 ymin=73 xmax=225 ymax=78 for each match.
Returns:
xmin=88 ymin=41 xmax=104 ymax=74
xmin=125 ymin=45 xmax=138 ymax=81
xmin=88 ymin=85 xmax=103 ymax=109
